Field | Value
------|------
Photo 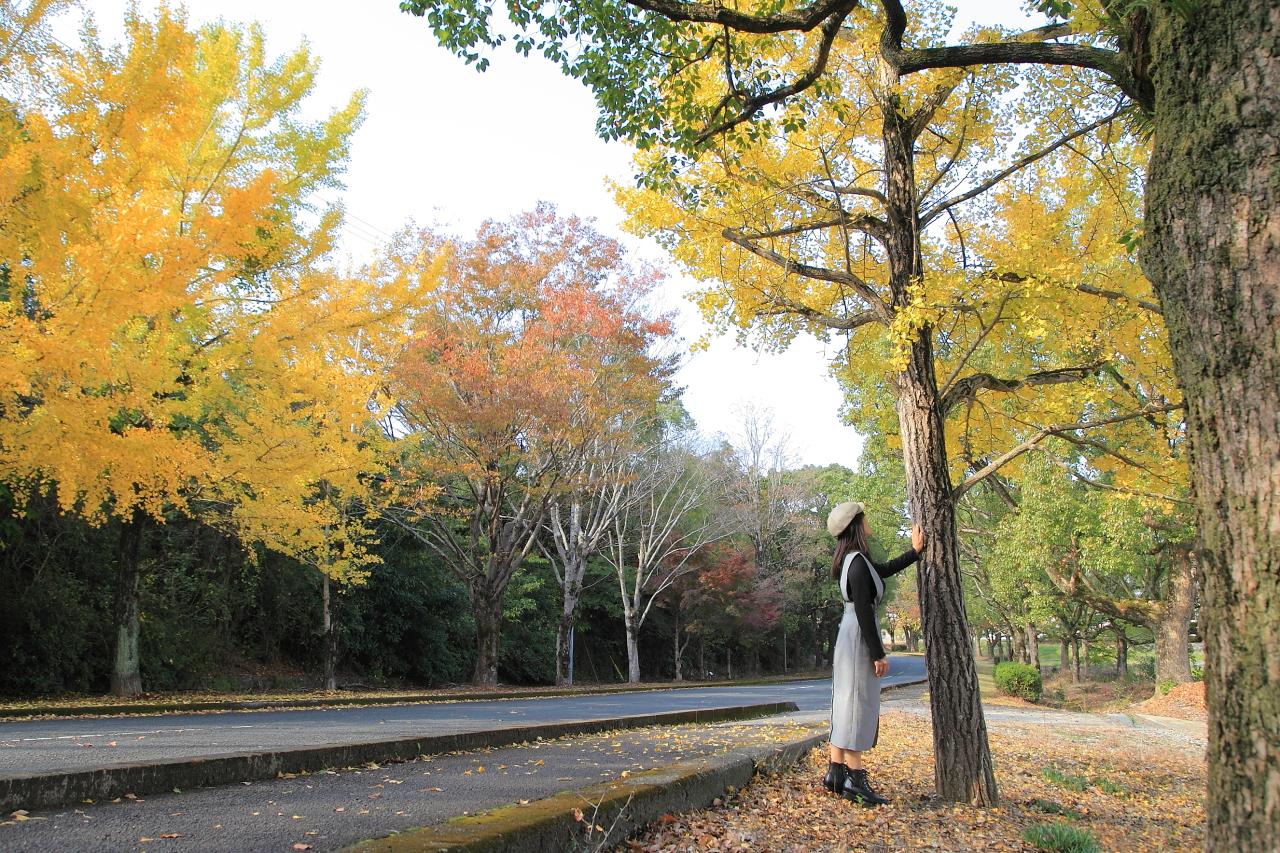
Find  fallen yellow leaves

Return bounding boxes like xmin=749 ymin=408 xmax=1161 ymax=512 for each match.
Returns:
xmin=616 ymin=712 xmax=1205 ymax=852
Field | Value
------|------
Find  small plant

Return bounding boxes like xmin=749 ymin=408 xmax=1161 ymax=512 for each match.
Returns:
xmin=1042 ymin=765 xmax=1090 ymax=791
xmin=1096 ymin=777 xmax=1128 ymax=796
xmin=1030 ymin=798 xmax=1084 ymax=820
xmin=1023 ymin=821 xmax=1101 ymax=853
xmin=994 ymin=662 xmax=1043 ymax=702
xmin=1157 ymin=678 xmax=1177 ymax=695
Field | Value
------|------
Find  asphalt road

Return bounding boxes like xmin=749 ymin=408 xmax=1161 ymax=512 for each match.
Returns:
xmin=0 ymin=713 xmax=830 ymax=853
xmin=0 ymin=658 xmax=926 ymax=780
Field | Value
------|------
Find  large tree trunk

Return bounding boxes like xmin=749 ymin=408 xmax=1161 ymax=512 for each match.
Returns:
xmin=896 ymin=336 xmax=998 ymax=805
xmin=1142 ymin=3 xmax=1280 ymax=847
xmin=470 ymin=589 xmax=502 ymax=687
xmin=1154 ymin=549 xmax=1198 ymax=686
xmin=1115 ymin=629 xmax=1128 ymax=679
xmin=881 ymin=84 xmax=996 ymax=804
xmin=110 ymin=513 xmax=145 ymax=698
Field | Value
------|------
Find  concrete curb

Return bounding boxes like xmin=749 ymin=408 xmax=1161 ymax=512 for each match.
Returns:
xmin=345 ymin=679 xmax=927 ymax=852
xmin=346 ymin=728 xmax=829 ymax=852
xmin=0 ymin=673 xmax=831 ymax=721
xmin=0 ymin=702 xmax=797 ymax=814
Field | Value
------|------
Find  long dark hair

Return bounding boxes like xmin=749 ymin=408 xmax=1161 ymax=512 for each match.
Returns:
xmin=830 ymin=512 xmax=869 ymax=581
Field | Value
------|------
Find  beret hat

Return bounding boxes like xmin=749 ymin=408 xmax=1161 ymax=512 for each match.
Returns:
xmin=826 ymin=500 xmax=865 ymax=537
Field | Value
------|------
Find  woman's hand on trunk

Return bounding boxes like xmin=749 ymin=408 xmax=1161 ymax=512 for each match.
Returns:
xmin=911 ymin=524 xmax=924 ymax=552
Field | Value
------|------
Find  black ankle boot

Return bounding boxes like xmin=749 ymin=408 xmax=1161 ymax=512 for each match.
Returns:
xmin=822 ymin=761 xmax=847 ymax=793
xmin=841 ymin=768 xmax=889 ymax=806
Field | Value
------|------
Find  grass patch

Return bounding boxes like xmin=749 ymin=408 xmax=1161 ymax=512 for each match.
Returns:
xmin=1023 ymin=821 xmax=1101 ymax=853
xmin=1042 ymin=765 xmax=1091 ymax=791
xmin=1029 ymin=798 xmax=1085 ymax=820
xmin=1041 ymin=765 xmax=1129 ymax=797
xmin=1096 ymin=777 xmax=1128 ymax=796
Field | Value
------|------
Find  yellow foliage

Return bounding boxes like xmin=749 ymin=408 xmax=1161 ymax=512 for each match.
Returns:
xmin=618 ymin=0 xmax=1184 ymax=495
xmin=0 ymin=5 xmax=432 ymax=581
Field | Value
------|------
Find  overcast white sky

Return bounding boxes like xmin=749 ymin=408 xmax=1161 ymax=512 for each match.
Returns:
xmin=77 ymin=0 xmax=1036 ymax=468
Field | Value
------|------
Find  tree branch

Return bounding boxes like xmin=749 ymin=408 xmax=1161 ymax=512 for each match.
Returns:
xmin=721 ymin=226 xmax=891 ymax=321
xmin=626 ymin=0 xmax=857 ymax=34
xmin=941 ymin=362 xmax=1107 ymax=416
xmin=692 ymin=8 xmax=849 ymax=144
xmin=876 ymin=0 xmax=1151 ymax=111
xmin=732 ymin=212 xmax=888 ymax=243
xmin=921 ymin=107 xmax=1129 ymax=226
xmin=952 ymin=402 xmax=1182 ymax=500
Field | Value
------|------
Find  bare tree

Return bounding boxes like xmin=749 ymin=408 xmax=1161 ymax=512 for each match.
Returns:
xmin=544 ymin=433 xmax=635 ymax=686
xmin=607 ymin=437 xmax=730 ymax=683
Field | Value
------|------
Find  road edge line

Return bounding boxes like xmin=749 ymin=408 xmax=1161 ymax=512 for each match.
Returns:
xmin=0 ymin=674 xmax=831 ymax=721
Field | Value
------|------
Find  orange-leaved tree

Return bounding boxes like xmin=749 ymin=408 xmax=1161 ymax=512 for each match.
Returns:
xmin=386 ymin=207 xmax=672 ymax=686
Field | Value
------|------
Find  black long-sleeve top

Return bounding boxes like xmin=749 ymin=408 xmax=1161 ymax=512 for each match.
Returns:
xmin=843 ymin=548 xmax=920 ymax=661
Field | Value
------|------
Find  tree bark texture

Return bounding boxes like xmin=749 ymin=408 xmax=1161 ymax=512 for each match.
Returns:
xmin=1026 ymin=625 xmax=1041 ymax=671
xmin=881 ymin=86 xmax=997 ymax=805
xmin=1143 ymin=5 xmax=1279 ymax=845
xmin=555 ymin=552 xmax=584 ymax=687
xmin=896 ymin=332 xmax=998 ymax=805
xmin=1154 ymin=549 xmax=1198 ymax=685
xmin=322 ymin=574 xmax=336 ymax=692
xmin=110 ymin=513 xmax=145 ymax=698
xmin=625 ymin=613 xmax=641 ymax=683
xmin=470 ymin=587 xmax=502 ymax=687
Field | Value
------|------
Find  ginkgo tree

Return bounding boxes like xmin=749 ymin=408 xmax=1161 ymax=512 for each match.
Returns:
xmin=405 ymin=0 xmax=1276 ymax=840
xmin=612 ymin=9 xmax=1178 ymax=803
xmin=0 ymin=6 xmax=425 ymax=695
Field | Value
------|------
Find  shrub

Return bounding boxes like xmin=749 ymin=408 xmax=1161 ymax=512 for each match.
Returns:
xmin=994 ymin=661 xmax=1043 ymax=701
xmin=1157 ymin=678 xmax=1177 ymax=695
xmin=1023 ymin=822 xmax=1100 ymax=853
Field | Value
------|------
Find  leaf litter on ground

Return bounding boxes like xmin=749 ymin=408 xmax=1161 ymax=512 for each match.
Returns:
xmin=615 ymin=711 xmax=1204 ymax=852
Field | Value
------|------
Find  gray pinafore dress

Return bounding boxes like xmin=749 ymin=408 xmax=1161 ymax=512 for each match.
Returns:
xmin=830 ymin=551 xmax=884 ymax=751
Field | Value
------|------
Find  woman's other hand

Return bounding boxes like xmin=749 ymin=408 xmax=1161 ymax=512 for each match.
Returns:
xmin=911 ymin=523 xmax=924 ymax=552
xmin=874 ymin=658 xmax=888 ymax=678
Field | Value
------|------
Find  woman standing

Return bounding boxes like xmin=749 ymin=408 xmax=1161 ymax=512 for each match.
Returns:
xmin=822 ymin=500 xmax=924 ymax=806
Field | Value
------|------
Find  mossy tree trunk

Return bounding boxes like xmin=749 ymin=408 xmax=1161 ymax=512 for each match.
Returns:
xmin=1144 ymin=7 xmax=1279 ymax=842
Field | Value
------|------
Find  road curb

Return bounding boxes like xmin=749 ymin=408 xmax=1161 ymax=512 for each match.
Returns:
xmin=0 ymin=702 xmax=797 ymax=814
xmin=344 ymin=679 xmax=927 ymax=852
xmin=346 ymin=728 xmax=829 ymax=852
xmin=0 ymin=673 xmax=830 ymax=721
